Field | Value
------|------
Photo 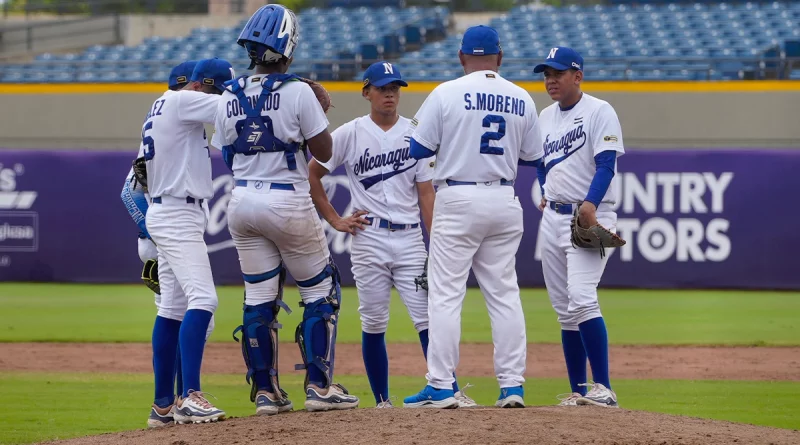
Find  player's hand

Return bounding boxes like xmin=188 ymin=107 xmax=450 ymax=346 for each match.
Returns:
xmin=538 ymin=198 xmax=547 ymax=212
xmin=578 ymin=201 xmax=598 ymax=228
xmin=332 ymin=210 xmax=370 ymax=235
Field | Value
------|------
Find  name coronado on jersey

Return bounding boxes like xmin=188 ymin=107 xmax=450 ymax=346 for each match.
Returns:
xmin=226 ymin=93 xmax=281 ymax=118
xmin=543 ymin=124 xmax=587 ymax=158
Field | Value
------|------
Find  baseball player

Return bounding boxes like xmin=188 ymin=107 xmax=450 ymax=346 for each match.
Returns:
xmin=211 ymin=4 xmax=359 ymax=416
xmin=307 ymin=61 xmax=475 ymax=408
xmin=140 ymin=57 xmax=234 ymax=424
xmin=533 ymin=47 xmax=625 ymax=408
xmin=121 ymin=60 xmax=216 ymax=428
xmin=403 ymin=25 xmax=544 ymax=409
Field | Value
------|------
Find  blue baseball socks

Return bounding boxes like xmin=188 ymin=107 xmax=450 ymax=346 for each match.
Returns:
xmin=179 ymin=309 xmax=213 ymax=397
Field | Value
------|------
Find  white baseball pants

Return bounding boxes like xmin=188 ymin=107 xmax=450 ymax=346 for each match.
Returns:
xmin=227 ymin=181 xmax=332 ymax=306
xmin=351 ymin=221 xmax=429 ymax=334
xmin=539 ymin=205 xmax=617 ymax=331
xmin=146 ymin=196 xmax=219 ymax=321
xmin=425 ymin=183 xmax=527 ymax=390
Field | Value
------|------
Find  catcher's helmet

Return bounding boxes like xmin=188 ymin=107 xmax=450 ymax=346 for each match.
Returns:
xmin=237 ymin=4 xmax=299 ymax=67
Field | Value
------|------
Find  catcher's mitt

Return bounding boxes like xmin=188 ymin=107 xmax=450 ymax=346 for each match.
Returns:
xmin=298 ymin=77 xmax=332 ymax=113
xmin=570 ymin=211 xmax=626 ymax=258
xmin=414 ymin=257 xmax=428 ymax=292
xmin=132 ymin=156 xmax=148 ymax=193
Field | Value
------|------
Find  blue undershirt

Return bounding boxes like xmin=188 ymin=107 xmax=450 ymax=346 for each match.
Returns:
xmin=585 ymin=150 xmax=617 ymax=207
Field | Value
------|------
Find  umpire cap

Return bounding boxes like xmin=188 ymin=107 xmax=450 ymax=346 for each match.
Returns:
xmin=190 ymin=58 xmax=236 ymax=93
xmin=168 ymin=60 xmax=197 ymax=89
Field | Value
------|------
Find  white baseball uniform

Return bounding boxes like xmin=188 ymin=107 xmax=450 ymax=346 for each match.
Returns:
xmin=318 ymin=115 xmax=433 ymax=334
xmin=212 ymin=75 xmax=332 ymax=306
xmin=122 ymin=143 xmax=216 ymax=337
xmin=143 ymin=89 xmax=220 ymax=321
xmin=410 ymin=70 xmax=543 ymax=389
xmin=538 ymin=93 xmax=625 ymax=330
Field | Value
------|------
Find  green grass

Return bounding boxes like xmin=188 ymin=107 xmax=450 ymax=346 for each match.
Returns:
xmin=0 ymin=284 xmax=798 ymax=345
xmin=0 ymin=372 xmax=797 ymax=444
xmin=0 ymin=283 xmax=798 ymax=345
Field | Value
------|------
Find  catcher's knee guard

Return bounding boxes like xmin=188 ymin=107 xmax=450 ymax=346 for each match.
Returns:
xmin=294 ymin=259 xmax=342 ymax=389
xmin=233 ymin=264 xmax=292 ymax=402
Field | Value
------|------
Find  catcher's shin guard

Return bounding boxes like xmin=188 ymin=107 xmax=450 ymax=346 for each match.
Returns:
xmin=294 ymin=260 xmax=342 ymax=389
xmin=233 ymin=265 xmax=291 ymax=402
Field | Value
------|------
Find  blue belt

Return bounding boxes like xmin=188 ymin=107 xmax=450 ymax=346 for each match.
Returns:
xmin=365 ymin=217 xmax=419 ymax=231
xmin=151 ymin=196 xmax=204 ymax=205
xmin=445 ymin=179 xmax=515 ymax=187
xmin=549 ymin=201 xmax=581 ymax=215
xmin=235 ymin=179 xmax=295 ymax=191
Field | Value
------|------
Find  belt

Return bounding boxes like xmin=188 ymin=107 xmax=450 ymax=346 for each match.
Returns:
xmin=445 ymin=179 xmax=515 ymax=187
xmin=549 ymin=201 xmax=581 ymax=215
xmin=235 ymin=179 xmax=295 ymax=191
xmin=365 ymin=217 xmax=419 ymax=231
xmin=151 ymin=196 xmax=204 ymax=205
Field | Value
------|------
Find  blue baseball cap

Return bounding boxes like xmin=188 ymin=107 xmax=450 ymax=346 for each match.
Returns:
xmin=460 ymin=25 xmax=501 ymax=56
xmin=362 ymin=61 xmax=408 ymax=87
xmin=168 ymin=60 xmax=196 ymax=89
xmin=190 ymin=58 xmax=235 ymax=93
xmin=533 ymin=47 xmax=584 ymax=73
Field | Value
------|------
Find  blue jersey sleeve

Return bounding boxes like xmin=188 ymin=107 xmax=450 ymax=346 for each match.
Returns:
xmin=121 ymin=175 xmax=150 ymax=238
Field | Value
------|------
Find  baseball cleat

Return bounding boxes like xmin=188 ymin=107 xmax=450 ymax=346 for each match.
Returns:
xmin=375 ymin=395 xmax=396 ymax=408
xmin=403 ymin=385 xmax=459 ymax=408
xmin=556 ymin=392 xmax=582 ymax=406
xmin=305 ymin=383 xmax=359 ymax=412
xmin=146 ymin=404 xmax=175 ymax=428
xmin=173 ymin=390 xmax=226 ymax=424
xmin=454 ymin=383 xmax=479 ymax=408
xmin=577 ymin=382 xmax=619 ymax=408
xmin=495 ymin=386 xmax=525 ymax=408
xmin=255 ymin=391 xmax=293 ymax=416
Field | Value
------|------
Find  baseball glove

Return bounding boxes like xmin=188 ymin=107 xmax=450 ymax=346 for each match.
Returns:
xmin=132 ymin=156 xmax=148 ymax=193
xmin=414 ymin=257 xmax=428 ymax=292
xmin=570 ymin=211 xmax=626 ymax=259
xmin=141 ymin=258 xmax=160 ymax=294
xmin=298 ymin=77 xmax=332 ymax=113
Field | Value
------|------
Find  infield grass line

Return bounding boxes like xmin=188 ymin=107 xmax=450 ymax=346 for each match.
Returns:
xmin=1 ymin=284 xmax=798 ymax=345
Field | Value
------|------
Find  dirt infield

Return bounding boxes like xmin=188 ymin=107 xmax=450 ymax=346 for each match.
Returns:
xmin=10 ymin=342 xmax=799 ymax=445
xmin=3 ymin=342 xmax=799 ymax=380
xmin=42 ymin=407 xmax=800 ymax=445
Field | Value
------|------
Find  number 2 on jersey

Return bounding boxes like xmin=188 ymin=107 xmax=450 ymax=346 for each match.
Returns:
xmin=142 ymin=121 xmax=155 ymax=160
xmin=480 ymin=114 xmax=506 ymax=155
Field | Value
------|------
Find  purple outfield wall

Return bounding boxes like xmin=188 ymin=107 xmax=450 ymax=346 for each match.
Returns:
xmin=0 ymin=149 xmax=796 ymax=289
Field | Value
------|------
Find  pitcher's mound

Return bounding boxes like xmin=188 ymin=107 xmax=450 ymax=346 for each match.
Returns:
xmin=43 ymin=407 xmax=799 ymax=445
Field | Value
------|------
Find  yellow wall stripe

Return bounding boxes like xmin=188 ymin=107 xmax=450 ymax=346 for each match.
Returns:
xmin=1 ymin=81 xmax=799 ymax=94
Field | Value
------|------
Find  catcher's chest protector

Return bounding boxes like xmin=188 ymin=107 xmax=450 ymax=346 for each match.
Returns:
xmin=226 ymin=74 xmax=302 ymax=169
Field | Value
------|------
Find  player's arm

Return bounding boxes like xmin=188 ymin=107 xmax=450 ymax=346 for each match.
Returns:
xmin=580 ymin=103 xmax=626 ymax=223
xmin=298 ymin=83 xmax=333 ymax=163
xmin=211 ymin=96 xmax=235 ymax=170
xmin=177 ymin=91 xmax=220 ymax=125
xmin=417 ymin=180 xmax=435 ymax=235
xmin=308 ymin=125 xmax=368 ymax=234
xmin=409 ymin=90 xmax=443 ymax=159
xmin=309 ymin=161 xmax=369 ymax=235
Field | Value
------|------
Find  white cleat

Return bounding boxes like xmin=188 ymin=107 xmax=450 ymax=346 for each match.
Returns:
xmin=173 ymin=390 xmax=226 ymax=424
xmin=556 ymin=392 xmax=582 ymax=406
xmin=454 ymin=383 xmax=479 ymax=408
xmin=577 ymin=383 xmax=619 ymax=408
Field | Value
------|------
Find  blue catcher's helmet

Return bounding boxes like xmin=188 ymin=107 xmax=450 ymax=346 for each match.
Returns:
xmin=237 ymin=4 xmax=299 ymax=67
